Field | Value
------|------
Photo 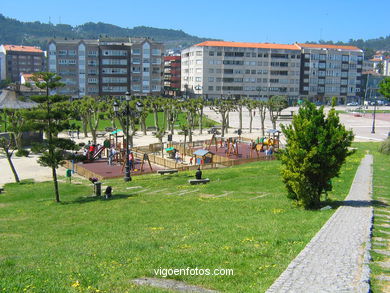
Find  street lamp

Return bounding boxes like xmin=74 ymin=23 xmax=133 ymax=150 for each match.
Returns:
xmin=113 ymin=92 xmax=144 ymax=182
xmin=113 ymin=93 xmax=131 ymax=182
xmin=371 ymin=96 xmax=377 ymax=134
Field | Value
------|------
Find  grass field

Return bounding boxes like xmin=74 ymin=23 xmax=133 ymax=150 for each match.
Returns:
xmin=361 ymin=142 xmax=390 ymax=293
xmin=0 ymin=147 xmax=365 ymax=292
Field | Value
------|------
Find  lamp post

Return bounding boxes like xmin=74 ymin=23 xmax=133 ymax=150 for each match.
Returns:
xmin=371 ymin=95 xmax=377 ymax=134
xmin=113 ymin=92 xmax=144 ymax=182
xmin=113 ymin=93 xmax=131 ymax=182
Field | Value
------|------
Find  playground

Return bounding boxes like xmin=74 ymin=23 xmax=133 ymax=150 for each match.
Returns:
xmin=66 ymin=128 xmax=281 ymax=180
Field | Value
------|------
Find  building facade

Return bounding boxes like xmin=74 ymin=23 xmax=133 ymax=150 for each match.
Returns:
xmin=163 ymin=55 xmax=181 ymax=97
xmin=181 ymin=41 xmax=301 ymax=100
xmin=47 ymin=37 xmax=163 ymax=98
xmin=296 ymin=44 xmax=364 ymax=103
xmin=0 ymin=45 xmax=45 ymax=82
xmin=48 ymin=39 xmax=99 ymax=97
xmin=181 ymin=41 xmax=364 ymax=103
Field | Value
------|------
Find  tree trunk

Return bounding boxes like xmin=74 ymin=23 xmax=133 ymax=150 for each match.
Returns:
xmin=183 ymin=135 xmax=187 ymax=156
xmin=82 ymin=119 xmax=88 ymax=137
xmin=198 ymin=107 xmax=203 ymax=134
xmin=226 ymin=112 xmax=229 ymax=133
xmin=261 ymin=118 xmax=266 ymax=136
xmin=5 ymin=149 xmax=19 ymax=183
xmin=15 ymin=133 xmax=23 ymax=150
xmin=239 ymin=105 xmax=242 ymax=130
xmin=221 ymin=112 xmax=226 ymax=138
xmin=141 ymin=117 xmax=147 ymax=135
xmin=154 ymin=110 xmax=159 ymax=131
xmin=249 ymin=109 xmax=253 ymax=133
xmin=52 ymin=166 xmax=60 ymax=202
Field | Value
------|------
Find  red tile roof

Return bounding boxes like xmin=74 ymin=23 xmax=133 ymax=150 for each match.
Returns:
xmin=195 ymin=41 xmax=300 ymax=50
xmin=296 ymin=43 xmax=361 ymax=51
xmin=3 ymin=45 xmax=43 ymax=53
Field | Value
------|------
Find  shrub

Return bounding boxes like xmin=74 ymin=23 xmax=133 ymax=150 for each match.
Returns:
xmin=15 ymin=149 xmax=30 ymax=157
xmin=279 ymin=102 xmax=354 ymax=209
xmin=379 ymin=138 xmax=390 ymax=155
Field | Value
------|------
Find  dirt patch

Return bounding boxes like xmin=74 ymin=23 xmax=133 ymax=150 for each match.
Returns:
xmin=132 ymin=278 xmax=218 ymax=292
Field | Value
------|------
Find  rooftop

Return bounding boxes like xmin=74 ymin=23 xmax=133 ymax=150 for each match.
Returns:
xmin=296 ymin=43 xmax=362 ymax=51
xmin=195 ymin=41 xmax=300 ymax=51
xmin=3 ymin=45 xmax=43 ymax=53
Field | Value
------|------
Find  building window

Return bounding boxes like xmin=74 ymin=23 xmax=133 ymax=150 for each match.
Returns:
xmin=152 ymin=49 xmax=161 ymax=56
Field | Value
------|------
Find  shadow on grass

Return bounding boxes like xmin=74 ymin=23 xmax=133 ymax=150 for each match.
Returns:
xmin=63 ymin=193 xmax=137 ymax=205
xmin=323 ymin=199 xmax=388 ymax=209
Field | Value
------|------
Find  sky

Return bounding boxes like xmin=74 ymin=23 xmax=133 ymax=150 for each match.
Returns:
xmin=1 ymin=0 xmax=389 ymax=44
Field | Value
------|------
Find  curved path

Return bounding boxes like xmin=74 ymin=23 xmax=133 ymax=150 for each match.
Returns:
xmin=267 ymin=154 xmax=373 ymax=293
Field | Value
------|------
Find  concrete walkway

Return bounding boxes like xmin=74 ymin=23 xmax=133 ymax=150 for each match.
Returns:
xmin=267 ymin=154 xmax=373 ymax=293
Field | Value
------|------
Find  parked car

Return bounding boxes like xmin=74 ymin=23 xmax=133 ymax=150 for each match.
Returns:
xmin=347 ymin=102 xmax=359 ymax=106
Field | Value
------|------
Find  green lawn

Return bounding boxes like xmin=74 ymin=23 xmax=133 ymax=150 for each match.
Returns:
xmin=0 ymin=148 xmax=365 ymax=292
xmin=359 ymin=142 xmax=390 ymax=293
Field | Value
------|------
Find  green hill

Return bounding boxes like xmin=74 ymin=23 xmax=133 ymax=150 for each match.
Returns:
xmin=1 ymin=13 xmax=389 ymax=56
xmin=0 ymin=14 xmax=214 ymax=50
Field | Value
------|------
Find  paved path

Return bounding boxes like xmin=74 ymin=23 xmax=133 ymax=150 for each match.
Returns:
xmin=266 ymin=154 xmax=373 ymax=293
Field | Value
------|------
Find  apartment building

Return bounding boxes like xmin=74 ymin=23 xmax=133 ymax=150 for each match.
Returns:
xmin=163 ymin=55 xmax=181 ymax=97
xmin=296 ymin=43 xmax=364 ymax=103
xmin=48 ymin=39 xmax=99 ymax=97
xmin=0 ymin=45 xmax=45 ymax=82
xmin=181 ymin=41 xmax=364 ymax=103
xmin=127 ymin=38 xmax=163 ymax=96
xmin=47 ymin=37 xmax=163 ymax=98
xmin=181 ymin=41 xmax=302 ymax=100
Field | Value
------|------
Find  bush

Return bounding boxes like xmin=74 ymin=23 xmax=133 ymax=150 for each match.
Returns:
xmin=279 ymin=102 xmax=354 ymax=209
xmin=15 ymin=149 xmax=30 ymax=157
xmin=379 ymin=138 xmax=390 ymax=155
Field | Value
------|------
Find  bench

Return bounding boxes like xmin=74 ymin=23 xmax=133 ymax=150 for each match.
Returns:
xmin=188 ymin=178 xmax=210 ymax=185
xmin=0 ymin=188 xmax=4 ymax=194
xmin=147 ymin=126 xmax=157 ymax=131
xmin=278 ymin=114 xmax=293 ymax=120
xmin=96 ymin=131 xmax=107 ymax=137
xmin=157 ymin=169 xmax=179 ymax=175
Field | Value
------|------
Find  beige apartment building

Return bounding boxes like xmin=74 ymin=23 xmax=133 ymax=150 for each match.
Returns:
xmin=181 ymin=41 xmax=302 ymax=100
xmin=181 ymin=41 xmax=364 ymax=103
xmin=47 ymin=37 xmax=163 ymax=98
xmin=297 ymin=43 xmax=364 ymax=103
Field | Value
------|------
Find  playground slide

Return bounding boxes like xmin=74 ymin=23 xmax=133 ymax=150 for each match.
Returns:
xmin=92 ymin=146 xmax=105 ymax=160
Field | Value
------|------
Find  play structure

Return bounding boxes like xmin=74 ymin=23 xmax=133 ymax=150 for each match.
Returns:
xmin=249 ymin=129 xmax=281 ymax=158
xmin=225 ymin=137 xmax=239 ymax=157
xmin=121 ymin=151 xmax=153 ymax=172
xmin=206 ymin=133 xmax=220 ymax=152
xmin=193 ymin=149 xmax=214 ymax=165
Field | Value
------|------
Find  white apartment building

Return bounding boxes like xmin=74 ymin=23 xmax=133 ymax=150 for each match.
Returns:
xmin=182 ymin=41 xmax=364 ymax=103
xmin=181 ymin=41 xmax=301 ymax=100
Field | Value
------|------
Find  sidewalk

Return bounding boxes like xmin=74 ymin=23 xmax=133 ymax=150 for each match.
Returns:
xmin=266 ymin=154 xmax=373 ymax=293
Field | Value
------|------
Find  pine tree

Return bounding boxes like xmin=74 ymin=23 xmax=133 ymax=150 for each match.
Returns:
xmin=30 ymin=72 xmax=78 ymax=202
xmin=279 ymin=102 xmax=354 ymax=209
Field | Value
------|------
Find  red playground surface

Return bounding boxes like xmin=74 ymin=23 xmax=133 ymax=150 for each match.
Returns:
xmin=77 ymin=158 xmax=163 ymax=179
